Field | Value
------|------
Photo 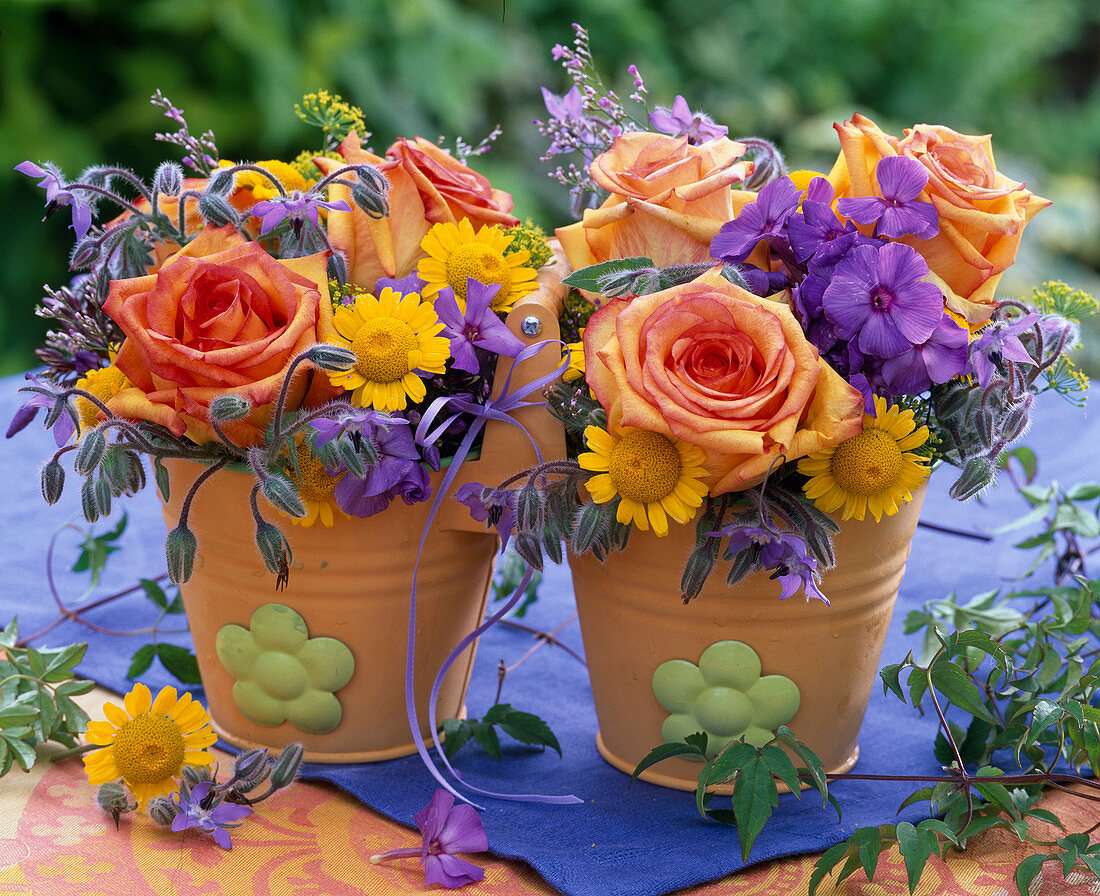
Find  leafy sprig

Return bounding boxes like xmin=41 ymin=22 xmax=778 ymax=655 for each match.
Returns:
xmin=0 ymin=620 xmax=93 ymax=775
xmin=442 ymin=704 xmax=562 ymax=761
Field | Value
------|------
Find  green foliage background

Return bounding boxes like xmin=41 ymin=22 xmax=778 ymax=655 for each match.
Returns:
xmin=2 ymin=0 xmax=1098 ymax=376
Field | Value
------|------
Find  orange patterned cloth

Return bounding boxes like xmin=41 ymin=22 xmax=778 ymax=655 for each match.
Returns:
xmin=1 ymin=690 xmax=1097 ymax=895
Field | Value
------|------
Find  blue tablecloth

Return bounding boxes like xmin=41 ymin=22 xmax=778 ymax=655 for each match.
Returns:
xmin=1 ymin=371 xmax=1094 ymax=896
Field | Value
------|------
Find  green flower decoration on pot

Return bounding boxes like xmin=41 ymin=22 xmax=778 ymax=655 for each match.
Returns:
xmin=216 ymin=603 xmax=355 ymax=734
xmin=652 ymin=640 xmax=800 ymax=759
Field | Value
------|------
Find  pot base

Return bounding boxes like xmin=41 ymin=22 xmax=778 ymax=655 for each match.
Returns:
xmin=212 ymin=705 xmax=469 ymax=764
xmin=595 ymin=732 xmax=859 ymax=795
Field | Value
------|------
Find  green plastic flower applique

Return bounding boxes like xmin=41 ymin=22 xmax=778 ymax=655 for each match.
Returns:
xmin=651 ymin=640 xmax=800 ymax=760
xmin=215 ymin=603 xmax=355 ymax=734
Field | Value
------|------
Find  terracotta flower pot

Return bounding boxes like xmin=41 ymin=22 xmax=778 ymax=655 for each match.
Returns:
xmin=569 ymin=486 xmax=927 ymax=790
xmin=159 ymin=250 xmax=568 ymax=763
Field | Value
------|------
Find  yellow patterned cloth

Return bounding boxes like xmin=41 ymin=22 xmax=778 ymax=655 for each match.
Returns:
xmin=0 ymin=689 xmax=1095 ymax=895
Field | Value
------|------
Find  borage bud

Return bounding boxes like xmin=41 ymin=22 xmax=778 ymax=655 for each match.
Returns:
xmin=270 ymin=742 xmax=305 ymax=789
xmin=166 ymin=524 xmax=198 ymax=583
xmin=181 ymin=763 xmax=213 ymax=788
xmin=950 ymin=455 xmax=996 ymax=501
xmin=70 ymin=237 xmax=101 ymax=270
xmin=41 ymin=458 xmax=66 ymax=504
xmin=153 ymin=161 xmax=184 ymax=196
xmin=260 ymin=473 xmax=306 ymax=519
xmin=147 ymin=796 xmax=178 ymax=827
xmin=350 ymin=181 xmax=387 ymax=219
xmin=97 ymin=781 xmax=138 ymax=817
xmin=515 ymin=481 xmax=544 ymax=531
xmin=198 ymin=191 xmax=238 ymax=227
xmin=74 ymin=427 xmax=107 ymax=475
xmin=232 ymin=749 xmax=272 ymax=792
xmin=305 ymin=344 xmax=355 ymax=374
xmin=681 ymin=542 xmax=720 ymax=603
xmin=1001 ymin=397 xmax=1032 ymax=443
xmin=207 ymin=167 xmax=236 ymax=197
xmin=209 ymin=394 xmax=252 ymax=422
xmin=571 ymin=501 xmax=608 ymax=554
xmin=254 ymin=520 xmax=289 ymax=576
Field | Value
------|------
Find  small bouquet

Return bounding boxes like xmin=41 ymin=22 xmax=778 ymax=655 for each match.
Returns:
xmin=474 ymin=24 xmax=1094 ymax=603
xmin=10 ymin=91 xmax=559 ymax=582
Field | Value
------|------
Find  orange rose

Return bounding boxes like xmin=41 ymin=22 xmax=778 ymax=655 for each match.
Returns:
xmin=583 ymin=273 xmax=863 ymax=495
xmin=315 ymin=133 xmax=519 ymax=290
xmin=102 ymin=226 xmax=340 ymax=445
xmin=555 ymin=132 xmax=754 ymax=276
xmin=829 ymin=114 xmax=1050 ymax=326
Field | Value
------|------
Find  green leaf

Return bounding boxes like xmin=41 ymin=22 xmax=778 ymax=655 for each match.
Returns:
xmin=139 ymin=579 xmax=170 ymax=611
xmin=809 ymin=842 xmax=853 ymax=895
xmin=1 ymin=734 xmax=36 ymax=773
xmin=1053 ymin=501 xmax=1100 ymax=538
xmin=1015 ymin=853 xmax=1048 ymax=894
xmin=0 ymin=703 xmax=40 ymax=728
xmin=470 ymin=721 xmax=501 ymax=760
xmin=127 ymin=644 xmax=155 ymax=679
xmin=561 ymin=257 xmax=655 ymax=291
xmin=929 ymin=659 xmax=997 ymax=723
xmin=494 ymin=708 xmax=562 ymax=757
xmin=880 ymin=663 xmax=906 ymax=703
xmin=760 ymin=744 xmax=800 ymax=795
xmin=55 ymin=679 xmax=95 ymax=697
xmin=155 ymin=644 xmax=201 ymax=685
xmin=71 ymin=515 xmax=127 ymax=587
xmin=630 ymin=737 xmax=708 ymax=786
xmin=441 ymin=718 xmax=473 ymax=760
xmin=895 ymin=821 xmax=934 ymax=892
xmin=730 ymin=753 xmax=779 ymax=861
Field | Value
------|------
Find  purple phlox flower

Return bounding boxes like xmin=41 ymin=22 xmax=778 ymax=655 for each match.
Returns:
xmin=787 ymin=178 xmax=861 ymax=266
xmin=736 ymin=265 xmax=792 ymax=297
xmin=456 ymin=482 xmax=517 ymax=550
xmin=823 ymin=241 xmax=944 ymax=360
xmin=249 ymin=191 xmax=352 ymax=238
xmin=792 ymin=273 xmax=840 ymax=356
xmin=375 ymin=272 xmax=428 ymax=298
xmin=15 ymin=161 xmax=93 ymax=240
xmin=836 ymin=156 xmax=939 ymax=240
xmin=333 ymin=420 xmax=430 ymax=517
xmin=968 ymin=311 xmax=1040 ymax=388
xmin=648 ymin=95 xmax=728 ymax=145
xmin=7 ymin=374 xmax=76 ymax=445
xmin=880 ymin=311 xmax=970 ymax=395
xmin=371 ymin=789 xmax=488 ymax=889
xmin=710 ymin=177 xmax=800 ymax=265
xmin=719 ymin=525 xmax=827 ymax=603
xmin=170 ymin=782 xmax=253 ymax=850
xmin=310 ymin=406 xmax=407 ymax=447
xmin=435 ymin=280 xmax=525 ymax=374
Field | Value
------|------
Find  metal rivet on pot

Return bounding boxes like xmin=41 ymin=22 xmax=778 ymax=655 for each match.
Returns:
xmin=520 ymin=316 xmax=543 ymax=337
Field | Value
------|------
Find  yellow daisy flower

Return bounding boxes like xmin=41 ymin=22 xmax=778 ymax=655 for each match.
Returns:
xmin=416 ymin=218 xmax=538 ymax=313
xmin=578 ymin=421 xmax=710 ymax=537
xmin=286 ymin=441 xmax=344 ymax=528
xmin=563 ymin=332 xmax=585 ymax=383
xmin=83 ymin=683 xmax=216 ymax=808
xmin=328 ymin=287 xmax=450 ymax=412
xmin=797 ymin=395 xmax=931 ymax=522
xmin=220 ymin=159 xmax=307 ymax=201
xmin=73 ymin=362 xmax=130 ymax=436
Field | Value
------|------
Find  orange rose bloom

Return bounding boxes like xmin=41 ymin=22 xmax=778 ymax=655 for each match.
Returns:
xmin=829 ymin=114 xmax=1050 ymax=326
xmin=315 ymin=133 xmax=519 ymax=290
xmin=556 ymin=132 xmax=754 ymax=279
xmin=583 ymin=273 xmax=863 ymax=496
xmin=102 ymin=226 xmax=340 ymax=445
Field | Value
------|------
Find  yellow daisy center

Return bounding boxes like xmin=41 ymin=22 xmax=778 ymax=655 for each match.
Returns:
xmin=829 ymin=429 xmax=904 ymax=496
xmin=294 ymin=446 xmax=340 ymax=503
xmin=351 ymin=317 xmax=417 ymax=383
xmin=608 ymin=431 xmax=683 ymax=504
xmin=445 ymin=243 xmax=512 ymax=301
xmin=111 ymin=714 xmax=185 ymax=785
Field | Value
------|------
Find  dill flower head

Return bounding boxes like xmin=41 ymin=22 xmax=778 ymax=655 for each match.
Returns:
xmin=797 ymin=395 xmax=931 ymax=522
xmin=416 ymin=218 xmax=538 ymax=313
xmin=83 ymin=683 xmax=216 ymax=808
xmin=578 ymin=421 xmax=710 ymax=536
xmin=327 ymin=287 xmax=450 ymax=412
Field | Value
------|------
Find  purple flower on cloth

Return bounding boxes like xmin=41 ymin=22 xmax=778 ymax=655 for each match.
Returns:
xmin=456 ymin=482 xmax=517 ymax=550
xmin=968 ymin=311 xmax=1040 ymax=388
xmin=333 ymin=420 xmax=430 ymax=517
xmin=15 ymin=161 xmax=93 ymax=239
xmin=648 ymin=95 xmax=729 ymax=145
xmin=880 ymin=312 xmax=970 ymax=395
xmin=711 ymin=177 xmax=800 ymax=265
xmin=721 ymin=525 xmax=827 ymax=604
xmin=170 ymin=782 xmax=253 ymax=850
xmin=837 ymin=156 xmax=939 ymax=240
xmin=250 ymin=191 xmax=351 ymax=237
xmin=371 ymin=789 xmax=489 ymax=889
xmin=822 ymin=241 xmax=944 ymax=360
xmin=435 ymin=280 xmax=525 ymax=374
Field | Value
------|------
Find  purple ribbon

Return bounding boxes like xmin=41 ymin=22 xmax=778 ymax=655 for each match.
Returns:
xmin=403 ymin=340 xmax=581 ymax=807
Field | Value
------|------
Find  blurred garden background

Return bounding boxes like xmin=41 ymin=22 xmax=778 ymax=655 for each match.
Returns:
xmin=2 ymin=0 xmax=1098 ymax=376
